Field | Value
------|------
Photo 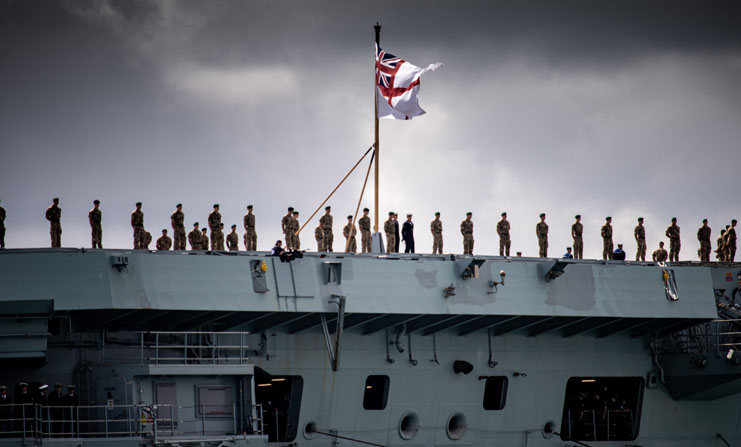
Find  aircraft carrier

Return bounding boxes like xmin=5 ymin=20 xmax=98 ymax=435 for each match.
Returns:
xmin=0 ymin=247 xmax=740 ymax=447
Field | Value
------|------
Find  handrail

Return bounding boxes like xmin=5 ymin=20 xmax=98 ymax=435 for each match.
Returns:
xmin=0 ymin=403 xmax=263 ymax=438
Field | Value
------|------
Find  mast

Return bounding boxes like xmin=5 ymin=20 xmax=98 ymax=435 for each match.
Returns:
xmin=373 ymin=22 xmax=381 ymax=233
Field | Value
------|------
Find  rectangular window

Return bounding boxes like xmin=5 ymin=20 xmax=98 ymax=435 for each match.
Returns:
xmin=363 ymin=375 xmax=390 ymax=410
xmin=483 ymin=376 xmax=508 ymax=410
xmin=561 ymin=377 xmax=644 ymax=442
xmin=196 ymin=385 xmax=234 ymax=417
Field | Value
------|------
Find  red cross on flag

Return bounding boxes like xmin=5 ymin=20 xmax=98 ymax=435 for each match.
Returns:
xmin=375 ymin=44 xmax=442 ymax=120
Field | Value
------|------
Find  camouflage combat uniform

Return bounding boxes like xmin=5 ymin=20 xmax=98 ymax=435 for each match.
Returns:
xmin=717 ymin=232 xmax=726 ymax=261
xmin=536 ymin=221 xmax=548 ymax=257
xmin=88 ymin=207 xmax=102 ymax=249
xmin=634 ymin=223 xmax=646 ymax=261
xmin=171 ymin=210 xmax=186 ymax=250
xmin=601 ymin=222 xmax=614 ymax=260
xmin=143 ymin=230 xmax=152 ymax=250
xmin=46 ymin=202 xmax=62 ymax=248
xmin=131 ymin=208 xmax=144 ymax=249
xmin=358 ymin=215 xmax=372 ymax=253
xmin=227 ymin=229 xmax=239 ymax=251
xmin=200 ymin=229 xmax=209 ymax=250
xmin=653 ymin=246 xmax=668 ymax=263
xmin=431 ymin=217 xmax=443 ymax=254
xmin=208 ymin=210 xmax=222 ymax=251
xmin=665 ymin=223 xmax=681 ymax=262
xmin=188 ymin=227 xmax=202 ymax=250
xmin=384 ymin=217 xmax=396 ymax=253
xmin=156 ymin=234 xmax=172 ymax=251
xmin=697 ymin=223 xmax=712 ymax=262
xmin=497 ymin=218 xmax=511 ymax=256
xmin=291 ymin=214 xmax=301 ymax=250
xmin=320 ymin=213 xmax=333 ymax=252
xmin=244 ymin=211 xmax=256 ymax=251
xmin=343 ymin=221 xmax=357 ymax=253
xmin=571 ymin=221 xmax=584 ymax=259
xmin=726 ymin=225 xmax=737 ymax=262
xmin=314 ymin=226 xmax=324 ymax=251
xmin=282 ymin=212 xmax=294 ymax=250
xmin=460 ymin=219 xmax=474 ymax=255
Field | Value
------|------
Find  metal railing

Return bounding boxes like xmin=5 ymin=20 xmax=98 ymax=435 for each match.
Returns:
xmin=0 ymin=403 xmax=263 ymax=439
xmin=668 ymin=319 xmax=741 ymax=358
xmin=136 ymin=331 xmax=251 ymax=365
xmin=566 ymin=408 xmax=636 ymax=441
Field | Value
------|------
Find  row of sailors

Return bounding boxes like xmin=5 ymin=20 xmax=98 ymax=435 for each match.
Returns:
xmin=0 ymin=383 xmax=77 ymax=436
xmin=1 ymin=199 xmax=737 ymax=262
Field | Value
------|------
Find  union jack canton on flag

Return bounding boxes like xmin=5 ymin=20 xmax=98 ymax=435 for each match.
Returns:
xmin=375 ymin=44 xmax=442 ymax=120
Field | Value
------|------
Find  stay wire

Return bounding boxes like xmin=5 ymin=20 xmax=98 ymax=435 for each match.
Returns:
xmin=313 ymin=429 xmax=387 ymax=447
xmin=345 ymin=150 xmax=375 ymax=252
xmin=297 ymin=144 xmax=374 ymax=236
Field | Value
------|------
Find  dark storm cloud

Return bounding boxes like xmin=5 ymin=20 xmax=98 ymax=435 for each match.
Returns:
xmin=1 ymin=0 xmax=740 ymax=258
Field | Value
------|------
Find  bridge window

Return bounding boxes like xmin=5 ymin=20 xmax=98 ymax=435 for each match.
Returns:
xmin=482 ymin=376 xmax=508 ymax=410
xmin=561 ymin=377 xmax=644 ymax=442
xmin=363 ymin=375 xmax=390 ymax=410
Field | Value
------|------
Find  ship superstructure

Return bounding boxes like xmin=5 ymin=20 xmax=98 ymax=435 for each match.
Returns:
xmin=0 ymin=248 xmax=740 ymax=447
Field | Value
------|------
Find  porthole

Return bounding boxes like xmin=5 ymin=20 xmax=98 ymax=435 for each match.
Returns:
xmin=303 ymin=421 xmax=317 ymax=440
xmin=398 ymin=411 xmax=420 ymax=440
xmin=446 ymin=412 xmax=467 ymax=440
xmin=542 ymin=420 xmax=556 ymax=439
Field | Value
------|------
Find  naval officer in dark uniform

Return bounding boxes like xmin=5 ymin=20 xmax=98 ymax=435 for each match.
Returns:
xmin=402 ymin=214 xmax=415 ymax=253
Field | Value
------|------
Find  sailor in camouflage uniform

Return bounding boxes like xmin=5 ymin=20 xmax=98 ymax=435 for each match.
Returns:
xmin=601 ymin=217 xmax=614 ymax=260
xmin=536 ymin=213 xmax=548 ymax=257
xmin=46 ymin=198 xmax=62 ymax=247
xmin=665 ymin=217 xmax=681 ymax=262
xmin=171 ymin=204 xmax=186 ymax=250
xmin=460 ymin=212 xmax=474 ymax=255
xmin=717 ymin=229 xmax=727 ymax=261
xmin=634 ymin=217 xmax=646 ymax=261
xmin=243 ymin=205 xmax=256 ymax=251
xmin=188 ymin=223 xmax=201 ymax=250
xmin=384 ymin=212 xmax=396 ymax=253
xmin=358 ymin=208 xmax=372 ymax=253
xmin=314 ymin=225 xmax=324 ymax=251
xmin=497 ymin=212 xmax=511 ymax=256
xmin=200 ymin=228 xmax=209 ymax=250
xmin=571 ymin=215 xmax=583 ymax=259
xmin=156 ymin=229 xmax=172 ymax=251
xmin=143 ymin=230 xmax=153 ymax=250
xmin=320 ymin=206 xmax=334 ymax=252
xmin=227 ymin=225 xmax=239 ymax=251
xmin=727 ymin=219 xmax=737 ymax=262
xmin=431 ymin=212 xmax=443 ymax=254
xmin=282 ymin=207 xmax=295 ymax=250
xmin=88 ymin=200 xmax=102 ymax=249
xmin=652 ymin=241 xmax=668 ymax=263
xmin=343 ymin=215 xmax=358 ymax=253
xmin=696 ymin=219 xmax=712 ymax=262
xmin=131 ymin=202 xmax=144 ymax=249
xmin=208 ymin=204 xmax=222 ymax=251
xmin=292 ymin=211 xmax=301 ymax=250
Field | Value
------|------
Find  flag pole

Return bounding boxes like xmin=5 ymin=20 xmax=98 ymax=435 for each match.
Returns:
xmin=373 ymin=22 xmax=381 ymax=234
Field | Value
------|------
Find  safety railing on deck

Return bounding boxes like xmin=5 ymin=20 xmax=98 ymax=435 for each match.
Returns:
xmin=668 ymin=319 xmax=741 ymax=358
xmin=138 ymin=331 xmax=251 ymax=365
xmin=0 ymin=403 xmax=263 ymax=440
xmin=565 ymin=409 xmax=636 ymax=441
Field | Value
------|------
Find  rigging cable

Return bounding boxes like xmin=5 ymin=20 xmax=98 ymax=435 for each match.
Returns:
xmin=297 ymin=144 xmax=375 ymax=235
xmin=313 ymin=429 xmax=387 ymax=447
xmin=346 ymin=149 xmax=375 ymax=252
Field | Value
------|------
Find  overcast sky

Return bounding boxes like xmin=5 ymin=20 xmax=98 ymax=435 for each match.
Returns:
xmin=1 ymin=0 xmax=740 ymax=259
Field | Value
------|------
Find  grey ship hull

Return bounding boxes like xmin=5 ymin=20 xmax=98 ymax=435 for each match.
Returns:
xmin=0 ymin=248 xmax=740 ymax=446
